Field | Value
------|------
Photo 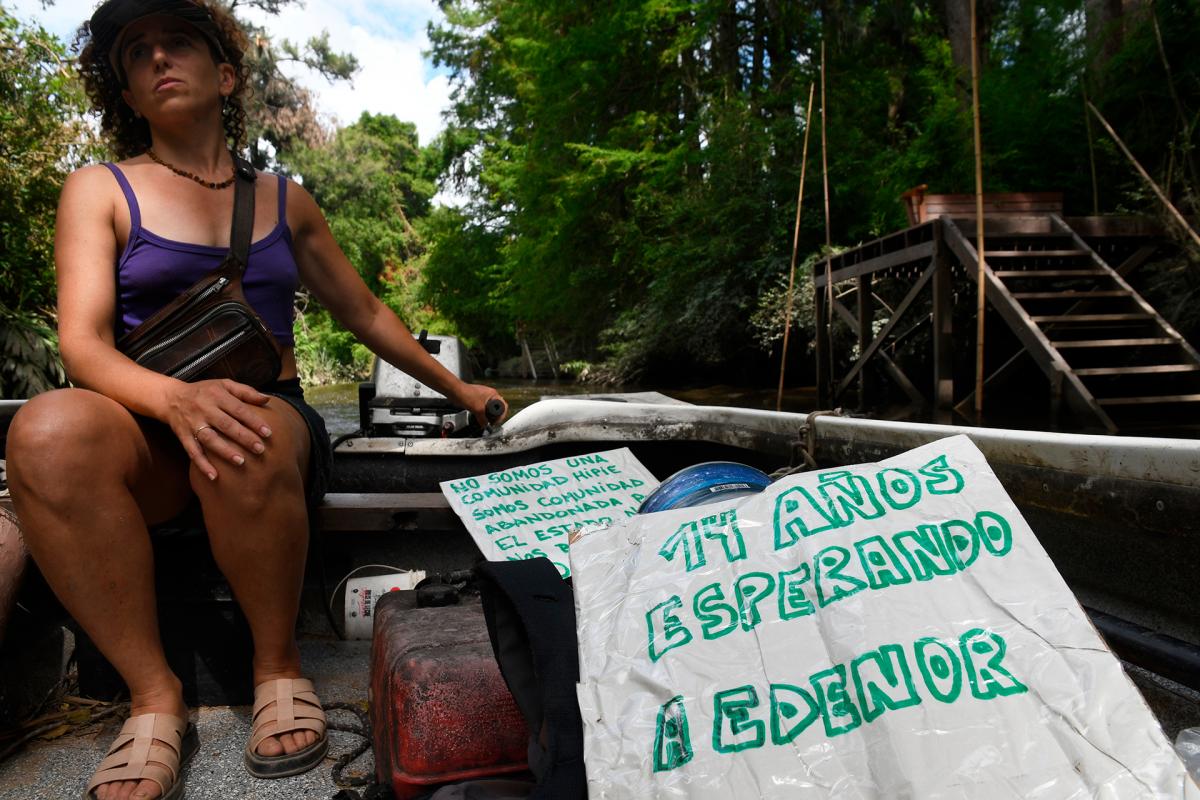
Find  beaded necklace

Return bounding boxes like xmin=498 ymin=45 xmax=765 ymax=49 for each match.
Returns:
xmin=146 ymin=148 xmax=236 ymax=190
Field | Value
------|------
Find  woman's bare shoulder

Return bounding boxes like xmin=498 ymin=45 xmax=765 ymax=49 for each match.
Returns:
xmin=278 ymin=174 xmax=323 ymax=232
xmin=66 ymin=156 xmax=153 ymax=182
xmin=59 ymin=163 xmax=131 ymax=224
xmin=254 ymin=170 xmax=308 ymax=200
xmin=61 ymin=162 xmax=124 ymax=196
xmin=270 ymin=172 xmax=311 ymax=199
xmin=56 ymin=166 xmax=122 ymax=271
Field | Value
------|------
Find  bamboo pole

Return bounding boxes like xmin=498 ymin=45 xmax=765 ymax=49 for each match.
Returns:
xmin=1087 ymin=100 xmax=1200 ymax=250
xmin=520 ymin=336 xmax=538 ymax=381
xmin=1083 ymin=89 xmax=1099 ymax=215
xmin=970 ymin=0 xmax=986 ymax=418
xmin=1150 ymin=3 xmax=1200 ymax=192
xmin=820 ymin=42 xmax=832 ymax=252
xmin=776 ymin=81 xmax=817 ymax=412
xmin=1150 ymin=5 xmax=1189 ymax=136
xmin=821 ymin=41 xmax=834 ymax=403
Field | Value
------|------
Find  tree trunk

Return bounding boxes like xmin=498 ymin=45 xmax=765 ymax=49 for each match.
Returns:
xmin=1085 ymin=0 xmax=1140 ymax=78
xmin=681 ymin=18 xmax=702 ymax=182
xmin=944 ymin=0 xmax=969 ymax=75
xmin=751 ymin=0 xmax=765 ymax=100
xmin=764 ymin=0 xmax=800 ymax=167
xmin=716 ymin=0 xmax=740 ymax=100
xmin=943 ymin=0 xmax=993 ymax=104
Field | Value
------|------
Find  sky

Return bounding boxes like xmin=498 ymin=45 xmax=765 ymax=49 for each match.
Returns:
xmin=7 ymin=0 xmax=455 ymax=147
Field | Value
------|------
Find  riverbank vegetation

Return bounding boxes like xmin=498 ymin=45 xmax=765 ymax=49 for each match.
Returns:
xmin=0 ymin=8 xmax=99 ymax=396
xmin=1 ymin=0 xmax=1196 ymax=397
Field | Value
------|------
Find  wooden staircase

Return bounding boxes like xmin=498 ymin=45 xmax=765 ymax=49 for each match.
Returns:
xmin=941 ymin=215 xmax=1200 ymax=433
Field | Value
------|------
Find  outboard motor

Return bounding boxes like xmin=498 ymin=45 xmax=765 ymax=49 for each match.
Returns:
xmin=357 ymin=332 xmax=477 ymax=438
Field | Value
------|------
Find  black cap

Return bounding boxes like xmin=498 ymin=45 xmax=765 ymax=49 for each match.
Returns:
xmin=89 ymin=0 xmax=226 ymax=78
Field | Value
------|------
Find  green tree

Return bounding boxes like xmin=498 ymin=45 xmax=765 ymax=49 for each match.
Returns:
xmin=0 ymin=6 xmax=100 ymax=397
xmin=285 ymin=113 xmax=444 ymax=381
xmin=226 ymin=0 xmax=360 ymax=167
xmin=426 ymin=0 xmax=1197 ymax=385
xmin=419 ymin=205 xmax=508 ymax=352
xmin=427 ymin=0 xmax=829 ymax=379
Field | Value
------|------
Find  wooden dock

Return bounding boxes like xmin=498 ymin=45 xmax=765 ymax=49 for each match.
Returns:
xmin=814 ymin=196 xmax=1197 ymax=433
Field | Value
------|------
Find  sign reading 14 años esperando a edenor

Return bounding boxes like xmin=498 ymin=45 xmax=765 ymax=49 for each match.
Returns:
xmin=570 ymin=435 xmax=1198 ymax=799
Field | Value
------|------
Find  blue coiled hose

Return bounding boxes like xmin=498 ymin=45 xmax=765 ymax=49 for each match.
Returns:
xmin=638 ymin=462 xmax=772 ymax=513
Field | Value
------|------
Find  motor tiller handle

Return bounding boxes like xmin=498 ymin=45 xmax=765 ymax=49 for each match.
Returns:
xmin=485 ymin=398 xmax=505 ymax=424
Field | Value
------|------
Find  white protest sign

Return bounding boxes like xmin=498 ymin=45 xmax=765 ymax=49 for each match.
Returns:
xmin=571 ymin=435 xmax=1197 ymax=799
xmin=440 ymin=447 xmax=659 ymax=577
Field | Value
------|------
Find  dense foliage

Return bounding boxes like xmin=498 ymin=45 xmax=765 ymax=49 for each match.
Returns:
xmin=284 ymin=113 xmax=445 ymax=382
xmin=0 ymin=7 xmax=100 ymax=397
xmin=426 ymin=0 xmax=1199 ymax=383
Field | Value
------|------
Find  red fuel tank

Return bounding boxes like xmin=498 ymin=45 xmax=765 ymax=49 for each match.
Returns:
xmin=370 ymin=593 xmax=529 ymax=798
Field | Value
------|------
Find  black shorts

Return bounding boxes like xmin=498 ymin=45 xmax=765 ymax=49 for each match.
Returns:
xmin=263 ymin=378 xmax=333 ymax=508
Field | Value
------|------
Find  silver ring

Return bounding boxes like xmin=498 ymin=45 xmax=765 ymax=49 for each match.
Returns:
xmin=192 ymin=424 xmax=213 ymax=441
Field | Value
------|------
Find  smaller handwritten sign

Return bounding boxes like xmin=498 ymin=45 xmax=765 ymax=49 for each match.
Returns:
xmin=440 ymin=447 xmax=659 ymax=577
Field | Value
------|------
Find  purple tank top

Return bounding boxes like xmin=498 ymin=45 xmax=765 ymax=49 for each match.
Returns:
xmin=104 ymin=162 xmax=298 ymax=346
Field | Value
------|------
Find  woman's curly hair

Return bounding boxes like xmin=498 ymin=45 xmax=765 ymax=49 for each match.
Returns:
xmin=74 ymin=1 xmax=251 ymax=159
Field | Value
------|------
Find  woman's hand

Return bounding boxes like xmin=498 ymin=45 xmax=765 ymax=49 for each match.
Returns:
xmin=164 ymin=379 xmax=274 ymax=480
xmin=455 ymin=382 xmax=508 ymax=428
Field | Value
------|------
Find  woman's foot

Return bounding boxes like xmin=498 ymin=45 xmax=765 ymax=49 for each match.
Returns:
xmin=249 ymin=676 xmax=322 ymax=757
xmin=244 ymin=673 xmax=328 ymax=778
xmin=249 ymin=655 xmax=322 ymax=759
xmin=89 ymin=683 xmax=191 ymax=800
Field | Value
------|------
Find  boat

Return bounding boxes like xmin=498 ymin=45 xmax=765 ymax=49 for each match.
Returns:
xmin=329 ymin=346 xmax=1200 ymax=702
xmin=0 ymin=345 xmax=1198 ymax=796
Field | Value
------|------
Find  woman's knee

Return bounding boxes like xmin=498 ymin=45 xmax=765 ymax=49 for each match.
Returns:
xmin=189 ymin=409 xmax=308 ymax=510
xmin=7 ymin=389 xmax=140 ymax=498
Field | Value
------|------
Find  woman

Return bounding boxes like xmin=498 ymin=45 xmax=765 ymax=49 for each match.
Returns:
xmin=6 ymin=1 xmax=505 ymax=798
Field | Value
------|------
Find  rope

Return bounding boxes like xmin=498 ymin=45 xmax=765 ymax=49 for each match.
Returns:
xmin=804 ymin=408 xmax=842 ymax=464
xmin=331 ymin=786 xmax=394 ymax=800
xmin=324 ymin=702 xmax=374 ymax=788
xmin=769 ymin=408 xmax=843 ymax=480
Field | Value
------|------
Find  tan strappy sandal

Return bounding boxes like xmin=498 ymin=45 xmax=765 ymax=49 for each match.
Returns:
xmin=84 ymin=712 xmax=198 ymax=800
xmin=243 ymin=677 xmax=328 ymax=778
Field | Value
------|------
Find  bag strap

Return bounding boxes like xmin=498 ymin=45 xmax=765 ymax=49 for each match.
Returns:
xmin=225 ymin=154 xmax=257 ymax=276
xmin=476 ymin=559 xmax=585 ymax=800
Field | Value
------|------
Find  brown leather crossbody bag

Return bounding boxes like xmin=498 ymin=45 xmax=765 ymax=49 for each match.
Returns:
xmin=117 ymin=156 xmax=282 ymax=388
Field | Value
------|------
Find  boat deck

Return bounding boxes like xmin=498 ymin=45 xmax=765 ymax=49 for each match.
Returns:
xmin=0 ymin=638 xmax=375 ymax=800
xmin=1 ymin=633 xmax=1195 ymax=799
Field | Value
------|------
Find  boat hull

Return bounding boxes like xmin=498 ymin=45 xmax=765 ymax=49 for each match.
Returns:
xmin=332 ymin=400 xmax=1200 ymax=686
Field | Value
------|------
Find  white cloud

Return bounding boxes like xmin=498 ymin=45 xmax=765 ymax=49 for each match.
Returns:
xmin=10 ymin=0 xmax=453 ymax=147
xmin=239 ymin=0 xmax=452 ymax=146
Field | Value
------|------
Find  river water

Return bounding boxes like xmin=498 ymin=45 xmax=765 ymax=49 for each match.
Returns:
xmin=304 ymin=378 xmax=819 ymax=438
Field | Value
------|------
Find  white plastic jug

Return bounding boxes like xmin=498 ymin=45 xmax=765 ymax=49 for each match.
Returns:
xmin=343 ymin=570 xmax=425 ymax=639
